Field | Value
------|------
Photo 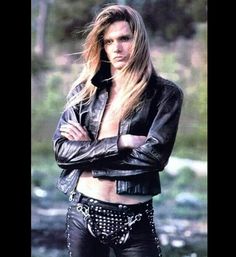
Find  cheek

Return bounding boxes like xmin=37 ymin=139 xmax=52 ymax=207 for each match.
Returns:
xmin=125 ymin=44 xmax=132 ymax=58
xmin=126 ymin=42 xmax=133 ymax=51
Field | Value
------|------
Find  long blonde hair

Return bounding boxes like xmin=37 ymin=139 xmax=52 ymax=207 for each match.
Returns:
xmin=66 ymin=4 xmax=154 ymax=120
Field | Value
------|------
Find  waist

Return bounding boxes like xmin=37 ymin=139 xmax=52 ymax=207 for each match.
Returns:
xmin=76 ymin=171 xmax=152 ymax=204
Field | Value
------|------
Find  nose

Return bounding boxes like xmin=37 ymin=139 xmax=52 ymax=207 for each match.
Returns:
xmin=113 ymin=41 xmax=121 ymax=53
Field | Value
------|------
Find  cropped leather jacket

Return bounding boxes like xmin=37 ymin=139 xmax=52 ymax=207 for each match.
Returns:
xmin=52 ymin=67 xmax=183 ymax=196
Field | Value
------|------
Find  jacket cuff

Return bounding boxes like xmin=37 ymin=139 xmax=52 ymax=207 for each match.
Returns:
xmin=102 ymin=136 xmax=120 ymax=156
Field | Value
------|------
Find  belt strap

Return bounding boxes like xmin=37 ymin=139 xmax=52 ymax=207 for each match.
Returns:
xmin=69 ymin=191 xmax=153 ymax=213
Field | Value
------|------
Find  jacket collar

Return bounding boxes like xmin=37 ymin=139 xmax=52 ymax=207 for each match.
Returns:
xmin=91 ymin=62 xmax=158 ymax=94
xmin=91 ymin=61 xmax=112 ymax=89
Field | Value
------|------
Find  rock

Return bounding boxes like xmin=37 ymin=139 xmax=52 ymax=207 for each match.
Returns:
xmin=175 ymin=192 xmax=202 ymax=207
xmin=165 ymin=156 xmax=207 ymax=176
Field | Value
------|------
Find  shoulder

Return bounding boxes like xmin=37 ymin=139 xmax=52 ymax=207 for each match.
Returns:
xmin=149 ymin=73 xmax=184 ymax=100
xmin=66 ymin=83 xmax=85 ymax=101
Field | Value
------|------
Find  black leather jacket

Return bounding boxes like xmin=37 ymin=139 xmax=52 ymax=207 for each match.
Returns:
xmin=52 ymin=68 xmax=183 ymax=196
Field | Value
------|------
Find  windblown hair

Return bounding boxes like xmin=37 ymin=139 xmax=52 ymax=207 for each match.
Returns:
xmin=66 ymin=4 xmax=154 ymax=120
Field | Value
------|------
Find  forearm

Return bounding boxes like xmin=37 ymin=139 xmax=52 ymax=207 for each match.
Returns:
xmin=118 ymin=134 xmax=147 ymax=150
xmin=53 ymin=136 xmax=120 ymax=169
xmin=96 ymin=137 xmax=169 ymax=172
xmin=53 ymin=111 xmax=120 ymax=169
xmin=89 ymin=135 xmax=165 ymax=175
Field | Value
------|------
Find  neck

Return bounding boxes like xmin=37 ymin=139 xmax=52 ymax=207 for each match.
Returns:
xmin=111 ymin=67 xmax=125 ymax=90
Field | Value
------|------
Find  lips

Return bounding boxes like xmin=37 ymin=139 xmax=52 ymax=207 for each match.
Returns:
xmin=114 ymin=56 xmax=125 ymax=61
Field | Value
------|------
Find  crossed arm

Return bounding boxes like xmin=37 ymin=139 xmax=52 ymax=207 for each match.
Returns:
xmin=60 ymin=119 xmax=146 ymax=150
xmin=53 ymin=86 xmax=183 ymax=172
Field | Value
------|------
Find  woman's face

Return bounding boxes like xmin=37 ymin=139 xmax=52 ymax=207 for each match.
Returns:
xmin=103 ymin=21 xmax=133 ymax=72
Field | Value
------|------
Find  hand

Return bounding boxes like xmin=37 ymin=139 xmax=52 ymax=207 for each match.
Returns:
xmin=118 ymin=134 xmax=147 ymax=150
xmin=60 ymin=120 xmax=91 ymax=141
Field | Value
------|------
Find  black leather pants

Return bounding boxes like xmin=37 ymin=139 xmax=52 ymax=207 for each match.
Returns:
xmin=65 ymin=192 xmax=162 ymax=257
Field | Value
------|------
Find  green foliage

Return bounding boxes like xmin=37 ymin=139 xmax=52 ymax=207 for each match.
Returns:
xmin=178 ymin=0 xmax=207 ymax=22
xmin=174 ymin=167 xmax=196 ymax=189
xmin=31 ymin=53 xmax=52 ymax=75
xmin=48 ymin=0 xmax=108 ymax=44
xmin=42 ymin=0 xmax=207 ymax=48
xmin=153 ymin=52 xmax=180 ymax=82
xmin=155 ymin=167 xmax=207 ymax=221
xmin=173 ymin=134 xmax=207 ymax=161
xmin=40 ymin=73 xmax=65 ymax=114
xmin=32 ymin=72 xmax=66 ymax=155
xmin=174 ymin=205 xmax=205 ymax=219
xmin=172 ymin=24 xmax=207 ymax=160
xmin=32 ymin=169 xmax=47 ymax=187
xmin=151 ymin=25 xmax=207 ymax=160
xmin=32 ymin=154 xmax=59 ymax=189
xmin=130 ymin=0 xmax=207 ymax=41
xmin=31 ymin=141 xmax=55 ymax=156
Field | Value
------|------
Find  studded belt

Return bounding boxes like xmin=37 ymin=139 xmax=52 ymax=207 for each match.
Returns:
xmin=69 ymin=191 xmax=154 ymax=246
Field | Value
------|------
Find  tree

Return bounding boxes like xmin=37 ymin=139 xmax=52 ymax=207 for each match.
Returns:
xmin=45 ymin=0 xmax=207 ymax=46
xmin=34 ymin=0 xmax=49 ymax=57
xmin=128 ymin=0 xmax=207 ymax=41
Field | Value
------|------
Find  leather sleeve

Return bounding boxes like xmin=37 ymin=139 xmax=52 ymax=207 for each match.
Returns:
xmin=97 ymin=86 xmax=184 ymax=173
xmin=52 ymin=106 xmax=119 ymax=170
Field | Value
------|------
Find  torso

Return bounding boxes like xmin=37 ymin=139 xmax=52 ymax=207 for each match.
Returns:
xmin=76 ymin=83 xmax=152 ymax=204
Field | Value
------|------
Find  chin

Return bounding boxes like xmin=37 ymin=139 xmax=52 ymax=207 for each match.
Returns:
xmin=113 ymin=63 xmax=126 ymax=70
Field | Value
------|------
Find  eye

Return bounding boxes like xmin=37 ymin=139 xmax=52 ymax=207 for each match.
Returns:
xmin=104 ymin=39 xmax=113 ymax=45
xmin=120 ymin=36 xmax=131 ymax=42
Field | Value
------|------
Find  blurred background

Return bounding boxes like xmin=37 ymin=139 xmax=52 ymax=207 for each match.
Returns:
xmin=31 ymin=0 xmax=207 ymax=256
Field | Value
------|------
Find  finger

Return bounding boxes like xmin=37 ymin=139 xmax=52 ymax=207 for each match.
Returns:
xmin=61 ymin=131 xmax=74 ymax=141
xmin=60 ymin=124 xmax=82 ymax=138
xmin=60 ymin=125 xmax=79 ymax=139
xmin=68 ymin=120 xmax=88 ymax=136
xmin=67 ymin=120 xmax=84 ymax=131
xmin=60 ymin=124 xmax=91 ymax=141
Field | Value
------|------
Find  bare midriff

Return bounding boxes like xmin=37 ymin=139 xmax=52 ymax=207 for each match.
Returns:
xmin=76 ymin=86 xmax=152 ymax=204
